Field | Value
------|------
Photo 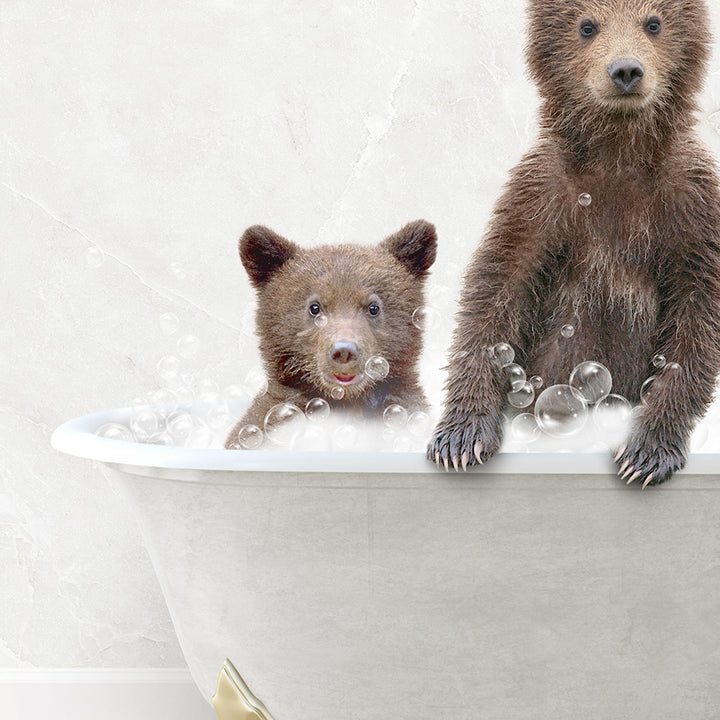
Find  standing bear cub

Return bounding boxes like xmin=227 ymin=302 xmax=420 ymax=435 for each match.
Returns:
xmin=226 ymin=220 xmax=437 ymax=448
xmin=429 ymin=0 xmax=720 ymax=484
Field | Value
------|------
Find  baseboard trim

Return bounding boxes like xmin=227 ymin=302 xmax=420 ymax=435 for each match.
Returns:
xmin=0 ymin=667 xmax=195 ymax=684
xmin=0 ymin=667 xmax=216 ymax=720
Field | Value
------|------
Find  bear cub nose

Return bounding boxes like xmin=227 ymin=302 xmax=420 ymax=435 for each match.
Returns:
xmin=608 ymin=58 xmax=645 ymax=93
xmin=329 ymin=340 xmax=359 ymax=366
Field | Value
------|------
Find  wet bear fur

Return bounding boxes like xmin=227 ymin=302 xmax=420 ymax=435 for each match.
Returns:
xmin=226 ymin=220 xmax=437 ymax=448
xmin=428 ymin=0 xmax=720 ymax=484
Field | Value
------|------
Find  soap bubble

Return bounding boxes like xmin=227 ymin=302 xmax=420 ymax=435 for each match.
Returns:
xmin=510 ymin=413 xmax=540 ymax=442
xmin=505 ymin=363 xmax=527 ymax=391
xmin=237 ymin=424 xmax=263 ymax=449
xmin=147 ymin=388 xmax=178 ymax=416
xmin=169 ymin=262 xmax=187 ymax=280
xmin=383 ymin=403 xmax=408 ymax=429
xmin=314 ymin=314 xmax=328 ymax=328
xmin=145 ymin=432 xmax=174 ymax=446
xmin=185 ymin=425 xmax=214 ymax=448
xmin=665 ymin=362 xmax=682 ymax=374
xmin=529 ymin=375 xmax=544 ymax=390
xmin=130 ymin=409 xmax=160 ymax=441
xmin=159 ymin=313 xmax=180 ymax=335
xmin=96 ymin=422 xmax=134 ymax=442
xmin=244 ymin=368 xmax=268 ymax=397
xmin=333 ymin=424 xmax=358 ymax=450
xmin=331 ymin=386 xmax=345 ymax=400
xmin=640 ymin=375 xmax=656 ymax=404
xmin=578 ymin=193 xmax=592 ymax=207
xmin=492 ymin=342 xmax=515 ymax=367
xmin=569 ymin=361 xmax=612 ymax=404
xmin=593 ymin=394 xmax=632 ymax=430
xmin=507 ymin=381 xmax=535 ymax=408
xmin=221 ymin=384 xmax=246 ymax=403
xmin=365 ymin=355 xmax=390 ymax=380
xmin=157 ymin=355 xmax=181 ymax=383
xmin=452 ymin=350 xmax=469 ymax=363
xmin=652 ymin=354 xmax=666 ymax=369
xmin=85 ymin=246 xmax=105 ymax=268
xmin=412 ymin=306 xmax=441 ymax=331
xmin=534 ymin=384 xmax=588 ymax=437
xmin=264 ymin=403 xmax=305 ymax=446
xmin=173 ymin=386 xmax=195 ymax=404
xmin=305 ymin=397 xmax=330 ymax=422
xmin=561 ymin=324 xmax=575 ymax=338
xmin=177 ymin=334 xmax=200 ymax=358
xmin=197 ymin=378 xmax=219 ymax=396
xmin=206 ymin=403 xmax=235 ymax=431
xmin=167 ymin=412 xmax=194 ymax=443
xmin=407 ymin=411 xmax=431 ymax=437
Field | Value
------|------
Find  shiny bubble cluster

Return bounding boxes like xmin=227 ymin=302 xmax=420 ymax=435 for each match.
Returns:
xmin=652 ymin=353 xmax=666 ymax=369
xmin=569 ymin=361 xmax=612 ymax=404
xmin=412 ymin=306 xmax=441 ymax=332
xmin=365 ymin=355 xmax=390 ymax=380
xmin=159 ymin=313 xmax=180 ymax=335
xmin=383 ymin=404 xmax=408 ymax=429
xmin=510 ymin=413 xmax=540 ymax=442
xmin=177 ymin=334 xmax=200 ymax=359
xmin=244 ymin=368 xmax=269 ymax=397
xmin=85 ymin=246 xmax=105 ymax=268
xmin=505 ymin=363 xmax=526 ymax=391
xmin=560 ymin=324 xmax=575 ymax=338
xmin=331 ymin=386 xmax=345 ymax=400
xmin=492 ymin=342 xmax=515 ymax=367
xmin=507 ymin=382 xmax=535 ymax=408
xmin=305 ymin=397 xmax=330 ymax=423
xmin=237 ymin=424 xmax=263 ymax=449
xmin=314 ymin=314 xmax=328 ymax=328
xmin=264 ymin=403 xmax=305 ymax=446
xmin=578 ymin=193 xmax=592 ymax=207
xmin=96 ymin=422 xmax=134 ymax=442
xmin=593 ymin=394 xmax=632 ymax=431
xmin=529 ymin=375 xmax=543 ymax=390
xmin=534 ymin=384 xmax=588 ymax=437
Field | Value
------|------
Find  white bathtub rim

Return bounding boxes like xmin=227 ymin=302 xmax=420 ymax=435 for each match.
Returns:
xmin=51 ymin=405 xmax=720 ymax=477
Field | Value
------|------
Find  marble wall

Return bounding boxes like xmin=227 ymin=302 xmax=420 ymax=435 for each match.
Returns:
xmin=2 ymin=0 xmax=720 ymax=670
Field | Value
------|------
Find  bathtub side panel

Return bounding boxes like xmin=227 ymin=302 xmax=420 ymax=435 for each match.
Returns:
xmin=109 ymin=468 xmax=720 ymax=720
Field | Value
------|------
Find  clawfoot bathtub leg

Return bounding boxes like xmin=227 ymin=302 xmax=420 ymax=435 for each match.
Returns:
xmin=213 ymin=659 xmax=276 ymax=720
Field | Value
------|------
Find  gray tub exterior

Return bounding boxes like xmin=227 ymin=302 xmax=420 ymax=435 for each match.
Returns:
xmin=53 ymin=407 xmax=720 ymax=719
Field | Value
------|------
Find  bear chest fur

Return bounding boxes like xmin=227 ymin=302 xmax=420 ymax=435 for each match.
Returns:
xmin=527 ymin=183 xmax=662 ymax=399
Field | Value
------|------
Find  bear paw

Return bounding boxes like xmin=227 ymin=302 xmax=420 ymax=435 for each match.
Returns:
xmin=614 ymin=430 xmax=687 ymax=488
xmin=427 ymin=412 xmax=503 ymax=471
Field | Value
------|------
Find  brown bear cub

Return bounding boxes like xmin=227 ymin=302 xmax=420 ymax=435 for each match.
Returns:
xmin=429 ymin=0 xmax=720 ymax=485
xmin=226 ymin=220 xmax=437 ymax=448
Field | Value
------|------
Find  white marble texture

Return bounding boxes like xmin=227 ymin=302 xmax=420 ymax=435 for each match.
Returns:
xmin=2 ymin=0 xmax=720 ymax=672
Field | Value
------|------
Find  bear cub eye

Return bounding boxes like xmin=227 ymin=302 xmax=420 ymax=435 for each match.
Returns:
xmin=645 ymin=16 xmax=661 ymax=35
xmin=579 ymin=19 xmax=597 ymax=38
xmin=368 ymin=302 xmax=380 ymax=316
xmin=308 ymin=301 xmax=322 ymax=316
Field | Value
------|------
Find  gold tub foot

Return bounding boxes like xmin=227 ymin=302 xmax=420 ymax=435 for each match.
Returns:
xmin=212 ymin=659 xmax=276 ymax=720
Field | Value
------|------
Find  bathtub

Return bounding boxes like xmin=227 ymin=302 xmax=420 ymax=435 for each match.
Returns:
xmin=52 ymin=403 xmax=720 ymax=719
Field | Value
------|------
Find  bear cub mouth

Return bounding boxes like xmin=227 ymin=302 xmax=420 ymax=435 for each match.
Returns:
xmin=332 ymin=372 xmax=363 ymax=385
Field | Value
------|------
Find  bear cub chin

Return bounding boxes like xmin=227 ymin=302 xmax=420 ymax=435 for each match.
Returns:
xmin=225 ymin=220 xmax=437 ymax=449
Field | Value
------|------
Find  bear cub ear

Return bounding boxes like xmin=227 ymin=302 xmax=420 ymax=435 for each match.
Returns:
xmin=380 ymin=220 xmax=437 ymax=278
xmin=239 ymin=225 xmax=299 ymax=288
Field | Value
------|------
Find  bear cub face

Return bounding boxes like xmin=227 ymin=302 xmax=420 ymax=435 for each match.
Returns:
xmin=228 ymin=220 xmax=437 ymax=445
xmin=527 ymin=0 xmax=709 ymax=119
